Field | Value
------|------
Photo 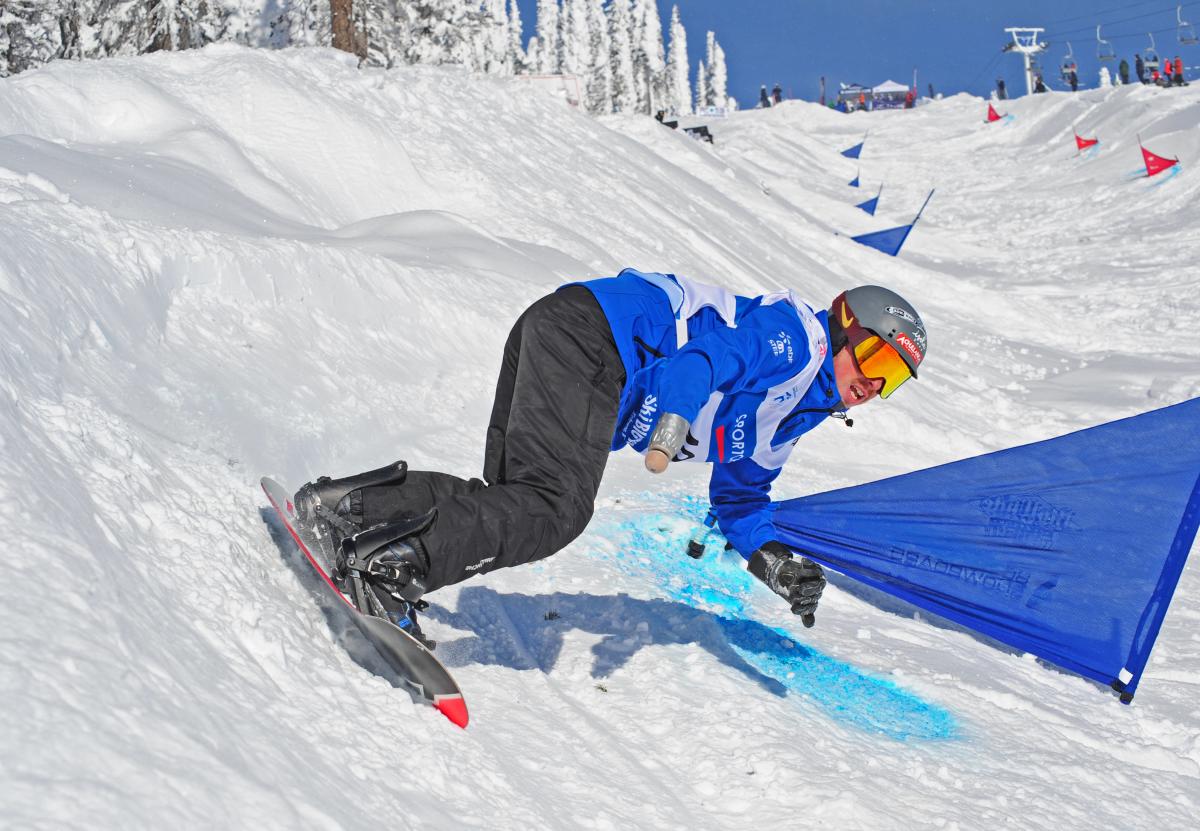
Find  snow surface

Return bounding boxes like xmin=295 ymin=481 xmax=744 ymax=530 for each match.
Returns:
xmin=1 ymin=44 xmax=1198 ymax=829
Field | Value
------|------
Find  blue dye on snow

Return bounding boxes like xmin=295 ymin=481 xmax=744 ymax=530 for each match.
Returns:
xmin=594 ymin=496 xmax=958 ymax=742
xmin=1149 ymin=164 xmax=1182 ymax=187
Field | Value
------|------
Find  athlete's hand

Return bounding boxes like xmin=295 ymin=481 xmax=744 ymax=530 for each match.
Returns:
xmin=747 ymin=541 xmax=826 ymax=627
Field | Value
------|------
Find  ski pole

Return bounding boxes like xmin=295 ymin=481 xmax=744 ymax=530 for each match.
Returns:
xmin=685 ymin=509 xmax=719 ymax=559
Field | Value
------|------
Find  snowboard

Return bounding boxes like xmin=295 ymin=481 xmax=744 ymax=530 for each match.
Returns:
xmin=260 ymin=476 xmax=469 ymax=728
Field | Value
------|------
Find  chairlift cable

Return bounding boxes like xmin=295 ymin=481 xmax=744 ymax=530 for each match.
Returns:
xmin=1103 ymin=23 xmax=1186 ymax=40
xmin=1040 ymin=0 xmax=1173 ymax=27
xmin=1045 ymin=2 xmax=1200 ymax=39
xmin=965 ymin=49 xmax=1005 ymax=94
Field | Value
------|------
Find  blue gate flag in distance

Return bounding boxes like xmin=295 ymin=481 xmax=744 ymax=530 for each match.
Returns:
xmin=842 ymin=131 xmax=868 ymax=158
xmin=850 ymin=223 xmax=908 ymax=255
xmin=856 ymin=184 xmax=882 ymax=215
xmin=771 ymin=397 xmax=1200 ymax=702
xmin=851 ymin=189 xmax=933 ymax=256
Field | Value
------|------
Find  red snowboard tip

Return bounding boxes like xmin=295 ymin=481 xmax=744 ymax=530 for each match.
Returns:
xmin=435 ymin=695 xmax=469 ymax=729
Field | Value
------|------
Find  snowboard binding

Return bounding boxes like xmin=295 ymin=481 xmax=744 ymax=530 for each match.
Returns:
xmin=293 ymin=462 xmax=438 ymax=649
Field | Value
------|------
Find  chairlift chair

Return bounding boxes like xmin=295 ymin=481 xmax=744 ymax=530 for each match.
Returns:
xmin=1096 ymin=25 xmax=1116 ymax=61
xmin=1144 ymin=32 xmax=1160 ymax=73
xmin=1180 ymin=5 xmax=1199 ymax=45
xmin=1061 ymin=41 xmax=1078 ymax=79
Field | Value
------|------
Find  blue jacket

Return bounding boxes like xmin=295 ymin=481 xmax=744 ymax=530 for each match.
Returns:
xmin=574 ymin=269 xmax=843 ymax=557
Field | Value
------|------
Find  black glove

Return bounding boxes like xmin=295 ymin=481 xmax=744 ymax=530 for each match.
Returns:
xmin=747 ymin=541 xmax=826 ymax=628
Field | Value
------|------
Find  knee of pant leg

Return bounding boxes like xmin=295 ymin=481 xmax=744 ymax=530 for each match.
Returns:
xmin=557 ymin=495 xmax=596 ymax=545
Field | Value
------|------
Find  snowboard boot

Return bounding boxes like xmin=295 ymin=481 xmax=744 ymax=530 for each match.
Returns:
xmin=293 ymin=460 xmax=409 ymax=529
xmin=340 ymin=510 xmax=438 ymax=650
xmin=293 ymin=461 xmax=410 ymax=577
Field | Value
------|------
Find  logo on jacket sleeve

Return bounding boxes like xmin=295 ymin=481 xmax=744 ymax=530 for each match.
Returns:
xmin=728 ymin=413 xmax=748 ymax=462
xmin=626 ymin=395 xmax=659 ymax=444
xmin=768 ymin=330 xmax=794 ymax=363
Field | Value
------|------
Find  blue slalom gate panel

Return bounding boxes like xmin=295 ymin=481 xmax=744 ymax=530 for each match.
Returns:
xmin=851 ymin=223 xmax=911 ymax=255
xmin=850 ymin=189 xmax=932 ymax=257
xmin=772 ymin=398 xmax=1200 ymax=702
xmin=842 ymin=141 xmax=864 ymax=159
xmin=855 ymin=196 xmax=879 ymax=215
xmin=848 ymin=173 xmax=861 ymax=188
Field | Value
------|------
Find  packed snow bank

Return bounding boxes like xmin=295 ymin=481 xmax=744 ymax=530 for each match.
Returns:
xmin=1 ymin=45 xmax=1197 ymax=829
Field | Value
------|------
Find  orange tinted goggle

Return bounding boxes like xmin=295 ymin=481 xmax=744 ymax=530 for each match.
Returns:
xmin=853 ymin=335 xmax=912 ymax=399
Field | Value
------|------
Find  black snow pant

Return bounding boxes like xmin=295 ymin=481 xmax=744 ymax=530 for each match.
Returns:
xmin=358 ymin=286 xmax=625 ymax=593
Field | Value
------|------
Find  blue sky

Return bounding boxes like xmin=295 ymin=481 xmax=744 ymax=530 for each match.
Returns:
xmin=514 ymin=1 xmax=1200 ymax=105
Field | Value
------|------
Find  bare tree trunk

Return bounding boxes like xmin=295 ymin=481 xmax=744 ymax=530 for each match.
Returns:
xmin=331 ymin=0 xmax=354 ymax=54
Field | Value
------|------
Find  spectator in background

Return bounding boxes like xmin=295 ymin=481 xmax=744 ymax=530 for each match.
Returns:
xmin=1163 ymin=58 xmax=1175 ymax=86
xmin=1033 ymin=73 xmax=1048 ymax=93
xmin=1135 ymin=53 xmax=1146 ymax=83
xmin=772 ymin=83 xmax=783 ymax=104
xmin=1151 ymin=66 xmax=1162 ymax=85
xmin=1119 ymin=58 xmax=1130 ymax=85
xmin=904 ymin=88 xmax=915 ymax=108
xmin=1068 ymin=69 xmax=1078 ymax=92
xmin=996 ymin=78 xmax=1007 ymax=100
xmin=928 ymin=82 xmax=935 ymax=99
xmin=1173 ymin=57 xmax=1185 ymax=85
xmin=759 ymin=85 xmax=771 ymax=108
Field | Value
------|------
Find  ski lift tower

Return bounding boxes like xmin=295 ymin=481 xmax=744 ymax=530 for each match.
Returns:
xmin=1003 ymin=28 xmax=1049 ymax=96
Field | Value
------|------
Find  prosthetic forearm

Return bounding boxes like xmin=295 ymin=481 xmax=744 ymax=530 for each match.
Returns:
xmin=644 ymin=412 xmax=690 ymax=474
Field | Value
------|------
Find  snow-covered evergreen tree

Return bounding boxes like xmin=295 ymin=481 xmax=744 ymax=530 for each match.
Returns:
xmin=480 ymin=0 xmax=510 ymax=74
xmin=608 ymin=0 xmax=636 ymax=113
xmin=559 ymin=0 xmax=588 ymax=78
xmin=534 ymin=0 xmax=559 ymax=74
xmin=705 ymin=31 xmax=727 ymax=108
xmin=362 ymin=1 xmax=413 ymax=68
xmin=694 ymin=58 xmax=707 ymax=113
xmin=524 ymin=34 xmax=540 ymax=73
xmin=406 ymin=0 xmax=487 ymax=68
xmin=0 ymin=0 xmax=739 ymax=109
xmin=630 ymin=0 xmax=665 ymax=114
xmin=664 ymin=4 xmax=689 ymax=115
xmin=584 ymin=0 xmax=611 ymax=113
xmin=1 ymin=0 xmax=70 ymax=75
xmin=507 ymin=0 xmax=526 ymax=74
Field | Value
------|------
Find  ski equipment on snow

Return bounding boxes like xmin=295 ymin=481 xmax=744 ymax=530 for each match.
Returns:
xmin=261 ymin=476 xmax=469 ymax=728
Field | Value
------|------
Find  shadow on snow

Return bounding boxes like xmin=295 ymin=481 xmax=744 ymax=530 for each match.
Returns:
xmin=429 ymin=586 xmax=957 ymax=742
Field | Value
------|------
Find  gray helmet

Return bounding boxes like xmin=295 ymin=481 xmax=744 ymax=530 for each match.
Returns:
xmin=831 ymin=285 xmax=927 ymax=377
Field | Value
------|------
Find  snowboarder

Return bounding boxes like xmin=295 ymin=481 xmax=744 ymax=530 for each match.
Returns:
xmin=1119 ymin=58 xmax=1130 ymax=85
xmin=1135 ymin=53 xmax=1145 ymax=83
xmin=759 ymin=85 xmax=771 ymax=108
xmin=294 ymin=273 xmax=928 ymax=638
